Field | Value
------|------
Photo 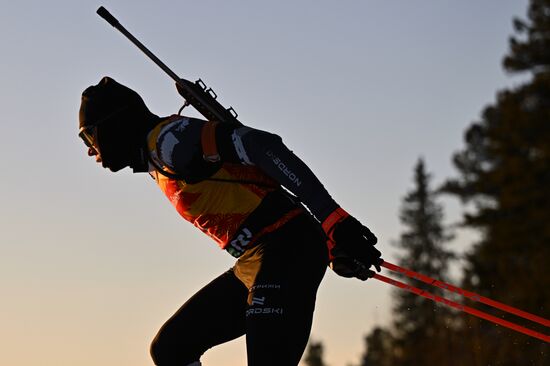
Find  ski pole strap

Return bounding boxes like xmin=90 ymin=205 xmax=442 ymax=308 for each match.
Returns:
xmin=381 ymin=260 xmax=550 ymax=327
xmin=372 ymin=273 xmax=550 ymax=343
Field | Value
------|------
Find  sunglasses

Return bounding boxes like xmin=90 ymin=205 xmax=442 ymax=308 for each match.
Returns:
xmin=78 ymin=105 xmax=130 ymax=155
xmin=78 ymin=125 xmax=100 ymax=155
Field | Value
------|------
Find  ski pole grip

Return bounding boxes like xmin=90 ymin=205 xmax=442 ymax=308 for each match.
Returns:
xmin=97 ymin=6 xmax=120 ymax=27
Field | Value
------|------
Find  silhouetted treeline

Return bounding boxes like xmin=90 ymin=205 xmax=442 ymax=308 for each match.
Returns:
xmin=355 ymin=1 xmax=549 ymax=365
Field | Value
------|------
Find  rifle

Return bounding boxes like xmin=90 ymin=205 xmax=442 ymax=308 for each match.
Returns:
xmin=96 ymin=6 xmax=242 ymax=126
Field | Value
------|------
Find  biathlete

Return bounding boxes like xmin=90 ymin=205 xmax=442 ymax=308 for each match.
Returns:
xmin=78 ymin=76 xmax=382 ymax=366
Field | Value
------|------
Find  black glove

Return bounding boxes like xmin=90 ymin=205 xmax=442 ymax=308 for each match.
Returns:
xmin=331 ymin=215 xmax=382 ymax=272
xmin=322 ymin=208 xmax=382 ymax=280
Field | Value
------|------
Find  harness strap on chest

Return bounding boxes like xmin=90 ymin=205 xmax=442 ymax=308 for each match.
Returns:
xmin=201 ymin=121 xmax=220 ymax=162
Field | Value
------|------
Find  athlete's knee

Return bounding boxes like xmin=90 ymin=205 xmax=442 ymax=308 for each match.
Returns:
xmin=149 ymin=333 xmax=165 ymax=365
xmin=150 ymin=330 xmax=202 ymax=366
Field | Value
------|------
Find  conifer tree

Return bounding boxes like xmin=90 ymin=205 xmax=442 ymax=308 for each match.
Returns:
xmin=392 ymin=158 xmax=455 ymax=366
xmin=359 ymin=327 xmax=395 ymax=366
xmin=443 ymin=1 xmax=550 ymax=364
xmin=357 ymin=160 xmax=454 ymax=366
xmin=304 ymin=340 xmax=328 ymax=366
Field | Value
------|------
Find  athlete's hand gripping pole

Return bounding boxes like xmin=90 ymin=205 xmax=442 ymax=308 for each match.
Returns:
xmin=322 ymin=208 xmax=382 ymax=280
xmin=374 ymin=260 xmax=550 ymax=343
xmin=96 ymin=6 xmax=241 ymax=126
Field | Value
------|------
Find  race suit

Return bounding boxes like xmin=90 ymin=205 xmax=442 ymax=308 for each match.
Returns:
xmin=148 ymin=116 xmax=339 ymax=366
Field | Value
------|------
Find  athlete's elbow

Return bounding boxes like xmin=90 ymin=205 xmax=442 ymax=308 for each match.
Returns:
xmin=150 ymin=328 xmax=201 ymax=365
xmin=249 ymin=129 xmax=283 ymax=147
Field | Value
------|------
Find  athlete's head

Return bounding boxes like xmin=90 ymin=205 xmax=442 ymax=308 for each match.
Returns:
xmin=78 ymin=76 xmax=159 ymax=172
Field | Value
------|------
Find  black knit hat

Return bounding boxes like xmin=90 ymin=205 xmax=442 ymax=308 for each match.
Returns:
xmin=79 ymin=76 xmax=151 ymax=129
xmin=78 ymin=76 xmax=159 ymax=172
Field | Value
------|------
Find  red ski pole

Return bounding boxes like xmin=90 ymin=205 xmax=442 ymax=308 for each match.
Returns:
xmin=372 ymin=273 xmax=550 ymax=343
xmin=380 ymin=260 xmax=550 ymax=327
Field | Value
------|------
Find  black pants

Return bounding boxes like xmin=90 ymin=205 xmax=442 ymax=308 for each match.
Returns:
xmin=150 ymin=214 xmax=328 ymax=366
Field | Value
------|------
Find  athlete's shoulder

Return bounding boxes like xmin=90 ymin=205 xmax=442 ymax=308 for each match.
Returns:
xmin=158 ymin=115 xmax=206 ymax=136
xmin=156 ymin=116 xmax=206 ymax=169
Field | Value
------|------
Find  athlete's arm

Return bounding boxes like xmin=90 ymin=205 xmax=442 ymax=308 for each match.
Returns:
xmin=216 ymin=124 xmax=338 ymax=222
xmin=216 ymin=123 xmax=382 ymax=278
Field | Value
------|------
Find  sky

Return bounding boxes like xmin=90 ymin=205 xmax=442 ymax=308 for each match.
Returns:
xmin=0 ymin=1 xmax=530 ymax=365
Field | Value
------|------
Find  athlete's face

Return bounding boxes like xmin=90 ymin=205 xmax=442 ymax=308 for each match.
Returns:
xmin=79 ymin=112 xmax=141 ymax=173
xmin=86 ymin=140 xmax=131 ymax=172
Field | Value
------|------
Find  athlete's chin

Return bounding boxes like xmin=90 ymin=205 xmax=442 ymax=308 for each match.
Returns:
xmin=101 ymin=162 xmax=127 ymax=172
xmin=109 ymin=166 xmax=127 ymax=172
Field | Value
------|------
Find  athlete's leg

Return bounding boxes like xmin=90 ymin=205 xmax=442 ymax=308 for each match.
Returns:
xmin=240 ymin=215 xmax=328 ymax=366
xmin=150 ymin=269 xmax=248 ymax=365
